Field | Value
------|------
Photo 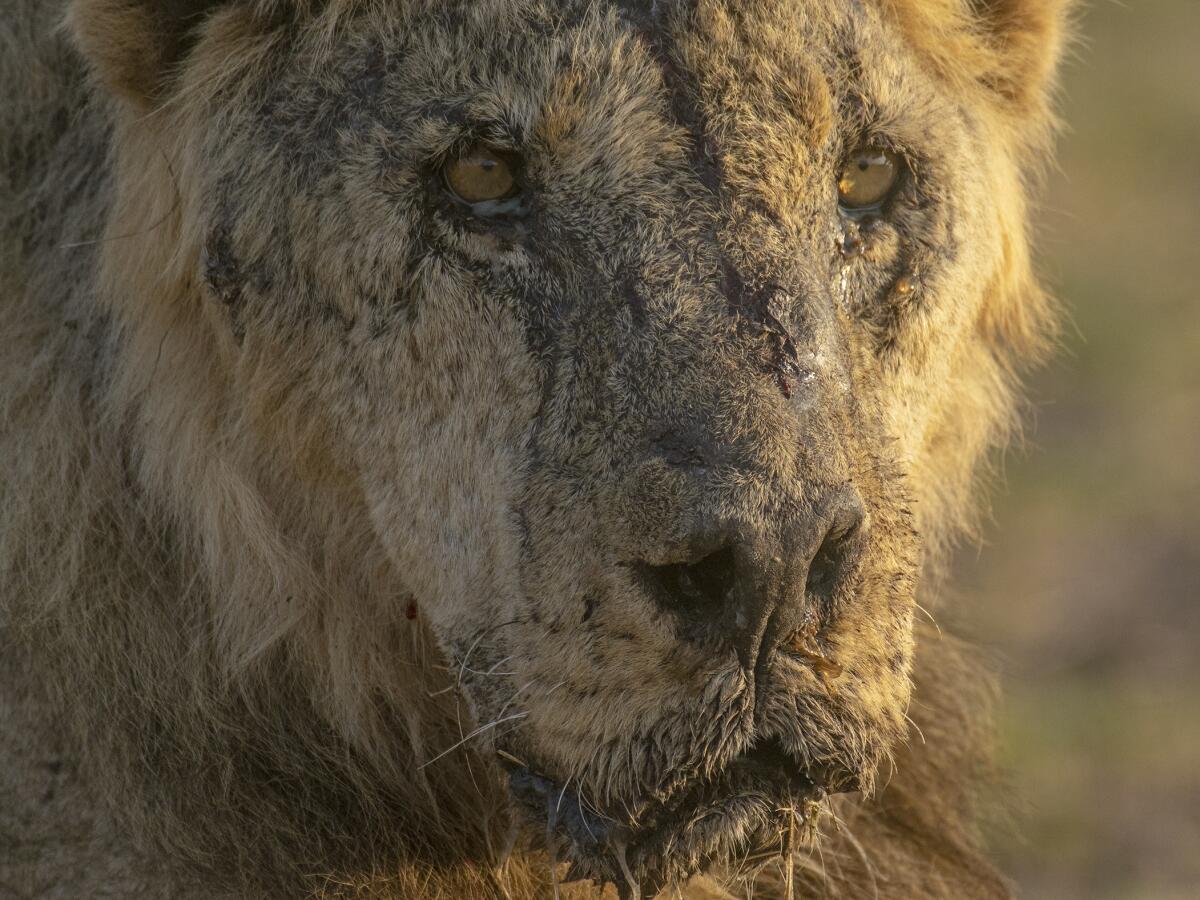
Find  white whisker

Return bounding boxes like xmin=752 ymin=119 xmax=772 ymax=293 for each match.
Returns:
xmin=418 ymin=712 xmax=528 ymax=769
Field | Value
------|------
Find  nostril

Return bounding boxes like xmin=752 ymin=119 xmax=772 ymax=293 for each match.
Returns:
xmin=638 ymin=544 xmax=738 ymax=625
xmin=804 ymin=503 xmax=864 ymax=608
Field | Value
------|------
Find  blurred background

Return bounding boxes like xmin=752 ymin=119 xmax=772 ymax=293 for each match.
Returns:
xmin=952 ymin=1 xmax=1200 ymax=898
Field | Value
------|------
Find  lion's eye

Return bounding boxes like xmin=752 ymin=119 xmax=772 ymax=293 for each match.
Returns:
xmin=837 ymin=147 xmax=902 ymax=211
xmin=443 ymin=146 xmax=518 ymax=204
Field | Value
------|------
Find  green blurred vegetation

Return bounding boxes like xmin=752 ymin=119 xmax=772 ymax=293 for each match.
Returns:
xmin=954 ymin=1 xmax=1200 ymax=897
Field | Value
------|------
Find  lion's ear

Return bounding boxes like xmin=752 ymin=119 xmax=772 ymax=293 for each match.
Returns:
xmin=970 ymin=0 xmax=1073 ymax=111
xmin=66 ymin=0 xmax=246 ymax=108
xmin=887 ymin=0 xmax=1072 ymax=120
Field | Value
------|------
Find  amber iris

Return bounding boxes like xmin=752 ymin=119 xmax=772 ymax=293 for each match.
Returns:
xmin=838 ymin=147 xmax=901 ymax=210
xmin=443 ymin=146 xmax=517 ymax=203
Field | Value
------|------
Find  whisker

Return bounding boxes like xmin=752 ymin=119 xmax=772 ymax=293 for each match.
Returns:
xmin=453 ymin=619 xmax=526 ymax=690
xmin=418 ymin=712 xmax=528 ymax=769
xmin=913 ymin=601 xmax=942 ymax=635
xmin=903 ymin=712 xmax=927 ymax=746
xmin=784 ymin=806 xmax=797 ymax=900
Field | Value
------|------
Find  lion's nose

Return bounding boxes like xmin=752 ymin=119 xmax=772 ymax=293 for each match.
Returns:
xmin=636 ymin=489 xmax=865 ymax=677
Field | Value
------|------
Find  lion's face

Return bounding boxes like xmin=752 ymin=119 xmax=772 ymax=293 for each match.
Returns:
xmin=85 ymin=0 xmax=1041 ymax=892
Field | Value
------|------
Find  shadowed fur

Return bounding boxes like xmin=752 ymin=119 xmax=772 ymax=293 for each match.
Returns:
xmin=1 ymin=0 xmax=1069 ymax=897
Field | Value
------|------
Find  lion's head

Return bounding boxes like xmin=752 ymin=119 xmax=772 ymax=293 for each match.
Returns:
xmin=19 ymin=0 xmax=1064 ymax=894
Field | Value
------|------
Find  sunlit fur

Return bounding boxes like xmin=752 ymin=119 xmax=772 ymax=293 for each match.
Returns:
xmin=1 ymin=0 xmax=1068 ymax=897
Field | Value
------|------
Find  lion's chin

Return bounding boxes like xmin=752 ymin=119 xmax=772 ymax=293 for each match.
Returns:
xmin=505 ymin=738 xmax=827 ymax=898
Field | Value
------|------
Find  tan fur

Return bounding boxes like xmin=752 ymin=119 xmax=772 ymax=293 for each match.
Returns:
xmin=1 ymin=1 xmax=1068 ymax=897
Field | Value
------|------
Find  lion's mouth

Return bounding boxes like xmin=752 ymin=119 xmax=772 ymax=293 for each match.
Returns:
xmin=503 ymin=737 xmax=826 ymax=898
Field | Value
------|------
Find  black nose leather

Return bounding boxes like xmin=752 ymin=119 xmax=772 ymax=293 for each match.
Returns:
xmin=636 ymin=489 xmax=865 ymax=677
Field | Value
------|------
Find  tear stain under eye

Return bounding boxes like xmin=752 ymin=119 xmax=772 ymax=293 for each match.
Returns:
xmin=839 ymin=214 xmax=886 ymax=258
xmin=840 ymin=223 xmax=865 ymax=258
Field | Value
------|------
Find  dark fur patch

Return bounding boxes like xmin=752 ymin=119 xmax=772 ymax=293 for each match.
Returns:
xmin=203 ymin=220 xmax=245 ymax=338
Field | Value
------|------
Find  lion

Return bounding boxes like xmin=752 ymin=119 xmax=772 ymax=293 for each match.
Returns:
xmin=0 ymin=0 xmax=1069 ymax=897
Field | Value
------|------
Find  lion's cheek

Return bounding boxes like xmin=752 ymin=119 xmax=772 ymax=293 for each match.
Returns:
xmin=343 ymin=300 xmax=541 ymax=638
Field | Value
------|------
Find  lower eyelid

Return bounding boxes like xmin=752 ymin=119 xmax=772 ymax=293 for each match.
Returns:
xmin=467 ymin=196 xmax=526 ymax=216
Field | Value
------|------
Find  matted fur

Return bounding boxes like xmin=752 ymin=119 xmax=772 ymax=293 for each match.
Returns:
xmin=1 ymin=1 xmax=1069 ymax=897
